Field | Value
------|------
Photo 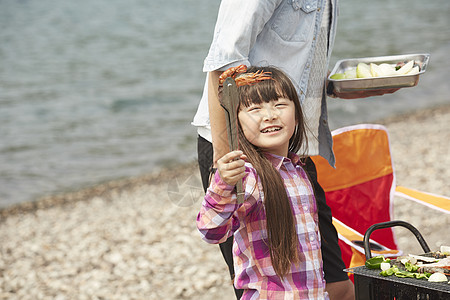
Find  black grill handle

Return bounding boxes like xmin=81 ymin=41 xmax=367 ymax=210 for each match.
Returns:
xmin=363 ymin=220 xmax=431 ymax=260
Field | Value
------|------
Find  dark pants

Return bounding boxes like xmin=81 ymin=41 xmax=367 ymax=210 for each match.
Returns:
xmin=197 ymin=135 xmax=347 ymax=299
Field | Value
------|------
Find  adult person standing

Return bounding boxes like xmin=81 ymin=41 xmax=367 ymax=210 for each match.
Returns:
xmin=193 ymin=0 xmax=394 ymax=299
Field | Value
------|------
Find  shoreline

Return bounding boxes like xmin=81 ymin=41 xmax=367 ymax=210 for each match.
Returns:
xmin=0 ymin=161 xmax=200 ymax=220
xmin=0 ymin=103 xmax=449 ymax=299
xmin=2 ymin=103 xmax=449 ymax=217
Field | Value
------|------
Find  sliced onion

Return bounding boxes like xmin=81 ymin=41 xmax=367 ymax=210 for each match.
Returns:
xmin=380 ymin=262 xmax=391 ymax=271
xmin=428 ymin=272 xmax=448 ymax=282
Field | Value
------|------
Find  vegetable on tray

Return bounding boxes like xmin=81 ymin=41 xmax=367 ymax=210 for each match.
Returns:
xmin=365 ymin=255 xmax=391 ymax=269
xmin=365 ymin=254 xmax=450 ymax=282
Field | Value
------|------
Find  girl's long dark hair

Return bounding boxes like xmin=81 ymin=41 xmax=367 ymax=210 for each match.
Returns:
xmin=237 ymin=66 xmax=308 ymax=278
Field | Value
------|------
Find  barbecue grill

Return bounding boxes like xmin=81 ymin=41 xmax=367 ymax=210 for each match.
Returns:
xmin=345 ymin=220 xmax=450 ymax=300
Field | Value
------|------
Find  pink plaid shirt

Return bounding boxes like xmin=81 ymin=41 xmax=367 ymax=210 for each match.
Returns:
xmin=197 ymin=152 xmax=329 ymax=299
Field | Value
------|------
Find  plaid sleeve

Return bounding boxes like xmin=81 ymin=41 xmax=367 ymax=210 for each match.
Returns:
xmin=197 ymin=165 xmax=259 ymax=244
xmin=196 ymin=170 xmax=241 ymax=244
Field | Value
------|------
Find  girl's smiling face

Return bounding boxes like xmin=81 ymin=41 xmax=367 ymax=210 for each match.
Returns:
xmin=238 ymin=97 xmax=297 ymax=157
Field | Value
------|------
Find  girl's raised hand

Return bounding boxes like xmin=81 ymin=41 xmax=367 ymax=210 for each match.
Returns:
xmin=217 ymin=150 xmax=247 ymax=186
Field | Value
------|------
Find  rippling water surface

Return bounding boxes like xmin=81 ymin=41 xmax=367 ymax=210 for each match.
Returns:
xmin=1 ymin=0 xmax=449 ymax=207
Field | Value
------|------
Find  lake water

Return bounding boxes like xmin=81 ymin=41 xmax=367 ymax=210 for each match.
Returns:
xmin=1 ymin=0 xmax=449 ymax=207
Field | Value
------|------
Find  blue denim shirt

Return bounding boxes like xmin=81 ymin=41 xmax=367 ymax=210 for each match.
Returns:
xmin=193 ymin=0 xmax=338 ymax=166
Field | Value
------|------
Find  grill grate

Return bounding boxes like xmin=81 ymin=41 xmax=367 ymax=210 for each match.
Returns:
xmin=346 ymin=266 xmax=450 ymax=293
xmin=346 ymin=255 xmax=450 ymax=300
xmin=354 ymin=222 xmax=449 ymax=299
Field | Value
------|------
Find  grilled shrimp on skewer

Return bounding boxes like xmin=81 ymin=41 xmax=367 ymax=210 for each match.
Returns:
xmin=218 ymin=65 xmax=273 ymax=87
xmin=418 ymin=257 xmax=450 ymax=275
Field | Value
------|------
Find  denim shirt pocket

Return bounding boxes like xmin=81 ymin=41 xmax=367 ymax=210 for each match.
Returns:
xmin=271 ymin=0 xmax=318 ymax=42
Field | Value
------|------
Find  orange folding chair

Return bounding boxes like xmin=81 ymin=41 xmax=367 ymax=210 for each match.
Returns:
xmin=311 ymin=124 xmax=450 ymax=274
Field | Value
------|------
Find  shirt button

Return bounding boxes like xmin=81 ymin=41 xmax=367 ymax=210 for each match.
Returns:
xmin=306 ymin=5 xmax=310 ymax=9
xmin=303 ymin=205 xmax=308 ymax=212
xmin=310 ymin=235 xmax=315 ymax=241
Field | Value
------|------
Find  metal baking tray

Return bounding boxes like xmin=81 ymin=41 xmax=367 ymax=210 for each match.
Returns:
xmin=328 ymin=53 xmax=430 ymax=94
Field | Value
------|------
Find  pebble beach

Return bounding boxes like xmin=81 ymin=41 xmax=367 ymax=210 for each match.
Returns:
xmin=0 ymin=104 xmax=449 ymax=299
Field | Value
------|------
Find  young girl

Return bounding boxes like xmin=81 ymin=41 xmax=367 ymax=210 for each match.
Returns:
xmin=197 ymin=66 xmax=329 ymax=299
